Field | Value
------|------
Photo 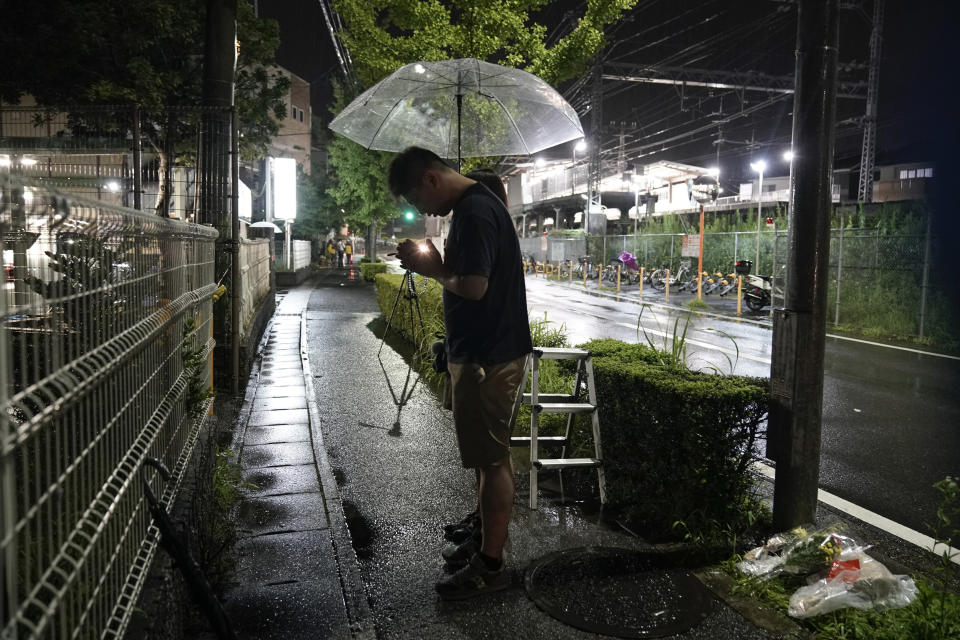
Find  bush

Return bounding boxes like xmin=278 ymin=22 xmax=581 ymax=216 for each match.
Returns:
xmin=578 ymin=338 xmax=769 ymax=541
xmin=360 ymin=261 xmax=389 ymax=282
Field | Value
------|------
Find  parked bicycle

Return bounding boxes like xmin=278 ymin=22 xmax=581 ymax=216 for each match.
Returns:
xmin=573 ymin=255 xmax=599 ymax=280
xmin=650 ymin=260 xmax=696 ymax=292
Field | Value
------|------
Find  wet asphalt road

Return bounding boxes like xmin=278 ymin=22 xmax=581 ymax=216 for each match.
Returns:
xmin=522 ymin=276 xmax=960 ymax=537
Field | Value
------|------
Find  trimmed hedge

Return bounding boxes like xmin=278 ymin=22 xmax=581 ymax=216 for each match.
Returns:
xmin=579 ymin=338 xmax=769 ymax=540
xmin=360 ymin=261 xmax=389 ymax=282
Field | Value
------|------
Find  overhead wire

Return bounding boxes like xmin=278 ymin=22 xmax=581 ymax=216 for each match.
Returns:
xmin=598 ymin=7 xmax=801 ymax=168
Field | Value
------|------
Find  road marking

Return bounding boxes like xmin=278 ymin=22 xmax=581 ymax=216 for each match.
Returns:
xmin=753 ymin=462 xmax=959 ymax=565
xmin=826 ymin=333 xmax=960 ymax=361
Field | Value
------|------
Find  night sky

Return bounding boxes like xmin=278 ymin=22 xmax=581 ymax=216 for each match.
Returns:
xmin=258 ymin=0 xmax=956 ymax=184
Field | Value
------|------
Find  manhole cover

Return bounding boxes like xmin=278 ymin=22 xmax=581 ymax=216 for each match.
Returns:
xmin=525 ymin=546 xmax=713 ymax=638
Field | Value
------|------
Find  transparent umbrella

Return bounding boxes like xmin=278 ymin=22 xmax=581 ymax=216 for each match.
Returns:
xmin=329 ymin=58 xmax=583 ymax=166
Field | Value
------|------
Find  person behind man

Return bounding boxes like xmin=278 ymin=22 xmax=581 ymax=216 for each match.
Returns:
xmin=390 ymin=147 xmax=531 ymax=600
xmin=344 ymin=236 xmax=354 ymax=265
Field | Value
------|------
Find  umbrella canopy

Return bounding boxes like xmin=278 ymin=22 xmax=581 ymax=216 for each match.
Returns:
xmin=329 ymin=58 xmax=583 ymax=163
xmin=250 ymin=221 xmax=283 ymax=234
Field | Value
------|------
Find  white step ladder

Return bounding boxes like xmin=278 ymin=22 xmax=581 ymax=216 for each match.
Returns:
xmin=509 ymin=347 xmax=606 ymax=509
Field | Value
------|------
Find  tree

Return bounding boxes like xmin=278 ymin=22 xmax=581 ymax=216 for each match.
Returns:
xmin=293 ymin=168 xmax=340 ymax=243
xmin=0 ymin=0 xmax=288 ymax=160
xmin=324 ymin=0 xmax=639 ymax=250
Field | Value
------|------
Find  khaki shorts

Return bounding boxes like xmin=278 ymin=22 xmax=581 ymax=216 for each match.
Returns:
xmin=447 ymin=355 xmax=528 ymax=469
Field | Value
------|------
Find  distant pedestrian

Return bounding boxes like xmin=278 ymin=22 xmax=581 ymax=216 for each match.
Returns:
xmin=336 ymin=238 xmax=345 ymax=268
xmin=344 ymin=237 xmax=354 ymax=265
xmin=326 ymin=239 xmax=336 ymax=266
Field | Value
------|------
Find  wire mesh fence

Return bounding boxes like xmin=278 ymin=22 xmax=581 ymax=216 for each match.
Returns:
xmin=1 ymin=174 xmax=218 ymax=639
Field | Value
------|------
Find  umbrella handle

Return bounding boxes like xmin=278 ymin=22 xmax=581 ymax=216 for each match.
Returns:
xmin=456 ymin=93 xmax=462 ymax=172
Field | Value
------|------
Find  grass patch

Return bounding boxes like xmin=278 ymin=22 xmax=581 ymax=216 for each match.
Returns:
xmin=718 ymin=477 xmax=960 ymax=639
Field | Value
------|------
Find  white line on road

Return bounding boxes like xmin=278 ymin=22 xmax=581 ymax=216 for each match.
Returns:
xmin=826 ymin=333 xmax=960 ymax=361
xmin=613 ymin=321 xmax=773 ymax=365
xmin=753 ymin=462 xmax=959 ymax=565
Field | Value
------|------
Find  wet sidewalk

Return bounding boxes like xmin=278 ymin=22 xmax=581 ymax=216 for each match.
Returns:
xmin=221 ymin=279 xmax=370 ymax=639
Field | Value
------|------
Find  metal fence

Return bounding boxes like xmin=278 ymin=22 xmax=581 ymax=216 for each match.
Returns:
xmin=522 ymin=223 xmax=951 ymax=341
xmin=1 ymin=175 xmax=218 ymax=638
xmin=1 ymin=104 xmax=232 ymax=223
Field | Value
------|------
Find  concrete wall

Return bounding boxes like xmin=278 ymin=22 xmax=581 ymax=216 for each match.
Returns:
xmin=239 ymin=238 xmax=272 ymax=340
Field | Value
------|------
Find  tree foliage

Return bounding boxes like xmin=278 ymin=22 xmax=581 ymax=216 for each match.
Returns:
xmin=325 ymin=0 xmax=638 ymax=233
xmin=293 ymin=167 xmax=340 ymax=241
xmin=0 ymin=0 xmax=288 ymax=160
xmin=332 ymin=0 xmax=638 ymax=87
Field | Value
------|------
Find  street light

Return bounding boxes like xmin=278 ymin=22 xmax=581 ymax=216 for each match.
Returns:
xmin=707 ymin=166 xmax=720 ymax=201
xmin=783 ymin=150 xmax=794 ymax=162
xmin=750 ymin=160 xmax=767 ymax=268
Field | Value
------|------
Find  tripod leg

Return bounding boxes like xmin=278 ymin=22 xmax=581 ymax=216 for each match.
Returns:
xmin=378 ymin=271 xmax=409 ymax=357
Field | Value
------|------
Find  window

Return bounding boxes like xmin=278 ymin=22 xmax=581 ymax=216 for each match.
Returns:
xmin=298 ymin=109 xmax=304 ymax=122
xmin=899 ymin=169 xmax=908 ymax=179
xmin=923 ymin=168 xmax=933 ymax=178
xmin=291 ymin=106 xmax=297 ymax=119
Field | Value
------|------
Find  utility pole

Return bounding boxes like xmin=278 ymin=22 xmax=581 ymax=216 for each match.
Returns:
xmin=769 ymin=0 xmax=841 ymax=529
xmin=856 ymin=0 xmax=884 ymax=203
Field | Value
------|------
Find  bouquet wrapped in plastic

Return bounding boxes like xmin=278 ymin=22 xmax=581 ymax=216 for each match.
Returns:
xmin=738 ymin=524 xmax=918 ymax=618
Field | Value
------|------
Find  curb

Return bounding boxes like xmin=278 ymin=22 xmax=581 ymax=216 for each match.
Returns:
xmin=300 ymin=313 xmax=375 ymax=639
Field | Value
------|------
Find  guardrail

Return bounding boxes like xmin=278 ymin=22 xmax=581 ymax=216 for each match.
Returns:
xmin=1 ymin=174 xmax=218 ymax=638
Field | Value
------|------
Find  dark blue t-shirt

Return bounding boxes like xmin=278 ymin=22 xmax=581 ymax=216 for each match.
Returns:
xmin=443 ymin=183 xmax=532 ymax=365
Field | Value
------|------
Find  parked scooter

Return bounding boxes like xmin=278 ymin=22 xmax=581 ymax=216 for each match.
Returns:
xmin=734 ymin=259 xmax=782 ymax=312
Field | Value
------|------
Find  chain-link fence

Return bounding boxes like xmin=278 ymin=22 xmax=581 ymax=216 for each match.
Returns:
xmin=1 ymin=175 xmax=218 ymax=638
xmin=821 ymin=224 xmax=949 ymax=341
xmin=521 ymin=223 xmax=952 ymax=342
